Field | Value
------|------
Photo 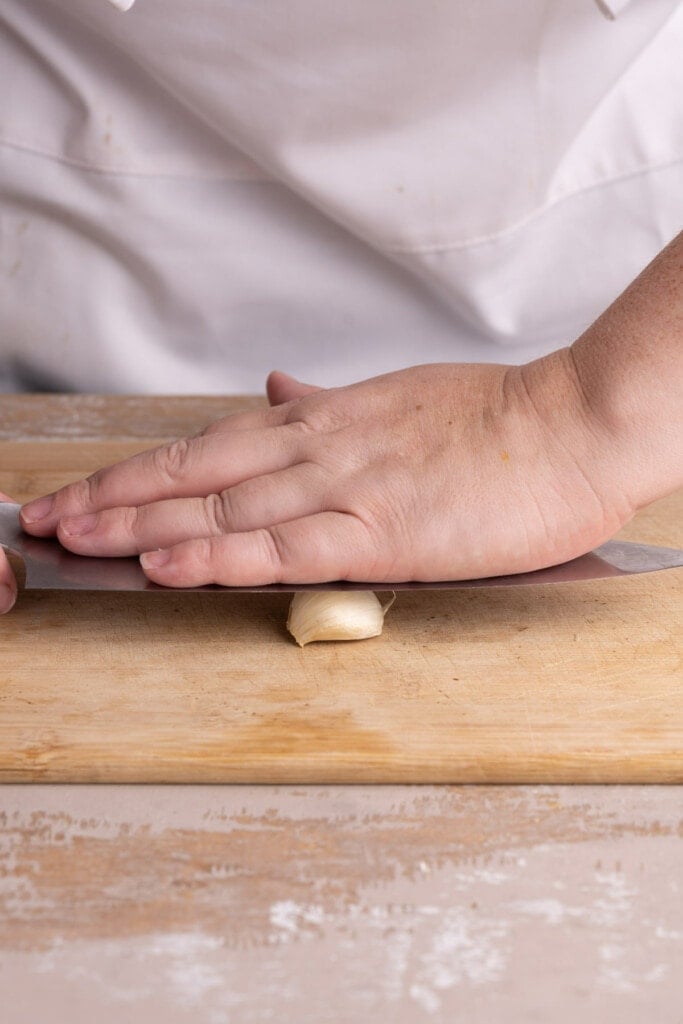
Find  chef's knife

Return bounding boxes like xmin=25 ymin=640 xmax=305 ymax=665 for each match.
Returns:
xmin=0 ymin=502 xmax=682 ymax=595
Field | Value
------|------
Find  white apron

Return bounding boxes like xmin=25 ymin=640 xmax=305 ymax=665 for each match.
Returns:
xmin=1 ymin=0 xmax=681 ymax=392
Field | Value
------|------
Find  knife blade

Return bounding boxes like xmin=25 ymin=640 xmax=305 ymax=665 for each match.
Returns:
xmin=1 ymin=503 xmax=682 ymax=594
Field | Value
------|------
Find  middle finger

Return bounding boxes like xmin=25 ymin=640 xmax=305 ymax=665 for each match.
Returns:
xmin=57 ymin=462 xmax=331 ymax=556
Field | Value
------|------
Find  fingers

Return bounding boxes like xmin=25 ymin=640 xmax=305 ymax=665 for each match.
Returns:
xmin=20 ymin=377 xmax=328 ymax=543
xmin=266 ymin=370 xmax=323 ymax=407
xmin=56 ymin=463 xmax=329 ymax=557
xmin=20 ymin=425 xmax=305 ymax=537
xmin=0 ymin=546 xmax=17 ymax=614
xmin=0 ymin=495 xmax=18 ymax=612
xmin=139 ymin=511 xmax=376 ymax=587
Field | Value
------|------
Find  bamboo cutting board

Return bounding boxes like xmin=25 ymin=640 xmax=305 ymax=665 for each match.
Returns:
xmin=0 ymin=396 xmax=681 ymax=783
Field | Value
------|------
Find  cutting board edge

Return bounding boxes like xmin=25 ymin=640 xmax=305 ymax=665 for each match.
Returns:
xmin=2 ymin=758 xmax=682 ymax=785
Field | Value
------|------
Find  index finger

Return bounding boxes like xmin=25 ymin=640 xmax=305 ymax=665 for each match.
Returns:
xmin=0 ymin=495 xmax=18 ymax=612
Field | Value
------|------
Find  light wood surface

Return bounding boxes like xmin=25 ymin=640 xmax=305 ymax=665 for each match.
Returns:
xmin=0 ymin=396 xmax=681 ymax=783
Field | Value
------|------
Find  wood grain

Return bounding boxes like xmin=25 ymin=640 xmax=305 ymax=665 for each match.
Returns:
xmin=0 ymin=393 xmax=264 ymax=441
xmin=0 ymin=396 xmax=681 ymax=783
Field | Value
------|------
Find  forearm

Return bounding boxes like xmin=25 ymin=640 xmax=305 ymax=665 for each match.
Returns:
xmin=569 ymin=231 xmax=682 ymax=513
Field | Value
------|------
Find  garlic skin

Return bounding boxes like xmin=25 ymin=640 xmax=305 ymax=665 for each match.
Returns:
xmin=287 ymin=591 xmax=395 ymax=647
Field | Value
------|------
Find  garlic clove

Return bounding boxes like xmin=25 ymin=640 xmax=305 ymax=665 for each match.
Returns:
xmin=287 ymin=590 xmax=395 ymax=647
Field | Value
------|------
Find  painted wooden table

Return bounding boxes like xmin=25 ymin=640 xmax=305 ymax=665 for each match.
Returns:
xmin=1 ymin=396 xmax=682 ymax=1022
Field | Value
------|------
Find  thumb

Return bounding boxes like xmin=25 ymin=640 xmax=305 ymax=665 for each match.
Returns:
xmin=266 ymin=369 xmax=323 ymax=407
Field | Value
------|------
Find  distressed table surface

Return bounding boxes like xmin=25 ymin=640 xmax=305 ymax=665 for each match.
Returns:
xmin=0 ymin=396 xmax=682 ymax=1023
xmin=0 ymin=396 xmax=681 ymax=784
xmin=1 ymin=784 xmax=682 ymax=1023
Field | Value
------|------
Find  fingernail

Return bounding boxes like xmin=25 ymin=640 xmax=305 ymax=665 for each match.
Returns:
xmin=60 ymin=513 xmax=98 ymax=537
xmin=0 ymin=583 xmax=16 ymax=613
xmin=21 ymin=495 xmax=54 ymax=524
xmin=141 ymin=549 xmax=171 ymax=570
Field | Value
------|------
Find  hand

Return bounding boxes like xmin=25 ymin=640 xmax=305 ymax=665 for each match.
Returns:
xmin=18 ymin=351 xmax=632 ymax=587
xmin=0 ymin=491 xmax=18 ymax=613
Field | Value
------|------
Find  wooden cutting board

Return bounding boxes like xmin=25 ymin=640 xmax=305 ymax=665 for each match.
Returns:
xmin=0 ymin=396 xmax=681 ymax=783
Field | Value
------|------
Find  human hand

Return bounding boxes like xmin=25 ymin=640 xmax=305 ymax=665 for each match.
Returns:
xmin=18 ymin=352 xmax=630 ymax=587
xmin=0 ymin=491 xmax=18 ymax=612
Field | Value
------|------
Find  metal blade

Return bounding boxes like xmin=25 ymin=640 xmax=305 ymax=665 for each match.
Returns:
xmin=1 ymin=503 xmax=682 ymax=594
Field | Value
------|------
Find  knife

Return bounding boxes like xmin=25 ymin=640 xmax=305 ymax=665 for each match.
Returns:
xmin=0 ymin=502 xmax=682 ymax=595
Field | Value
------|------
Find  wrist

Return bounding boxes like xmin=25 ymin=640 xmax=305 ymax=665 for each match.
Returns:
xmin=509 ymin=347 xmax=635 ymax=533
xmin=569 ymin=327 xmax=683 ymax=513
xmin=568 ymin=231 xmax=683 ymax=513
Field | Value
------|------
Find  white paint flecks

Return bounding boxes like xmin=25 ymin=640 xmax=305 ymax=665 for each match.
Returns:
xmin=268 ymin=901 xmax=325 ymax=940
xmin=409 ymin=982 xmax=442 ymax=1015
xmin=413 ymin=907 xmax=509 ymax=996
xmin=643 ymin=964 xmax=670 ymax=983
xmin=510 ymin=898 xmax=580 ymax=926
xmin=592 ymin=871 xmax=638 ymax=928
xmin=598 ymin=943 xmax=635 ymax=995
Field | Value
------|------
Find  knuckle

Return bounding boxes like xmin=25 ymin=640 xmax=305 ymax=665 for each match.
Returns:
xmin=75 ymin=471 xmax=102 ymax=510
xmin=284 ymin=396 xmax=338 ymax=435
xmin=203 ymin=492 xmax=231 ymax=535
xmin=121 ymin=504 xmax=141 ymax=536
xmin=154 ymin=438 xmax=193 ymax=483
xmin=259 ymin=527 xmax=286 ymax=579
xmin=286 ymin=414 xmax=318 ymax=437
xmin=199 ymin=536 xmax=217 ymax=570
xmin=167 ymin=536 xmax=212 ymax=582
xmin=176 ymin=536 xmax=212 ymax=572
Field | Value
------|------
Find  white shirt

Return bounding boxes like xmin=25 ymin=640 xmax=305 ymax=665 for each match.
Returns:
xmin=1 ymin=0 xmax=681 ymax=393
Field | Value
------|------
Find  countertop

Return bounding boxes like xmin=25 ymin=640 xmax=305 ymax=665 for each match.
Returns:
xmin=1 ymin=395 xmax=681 ymax=1023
